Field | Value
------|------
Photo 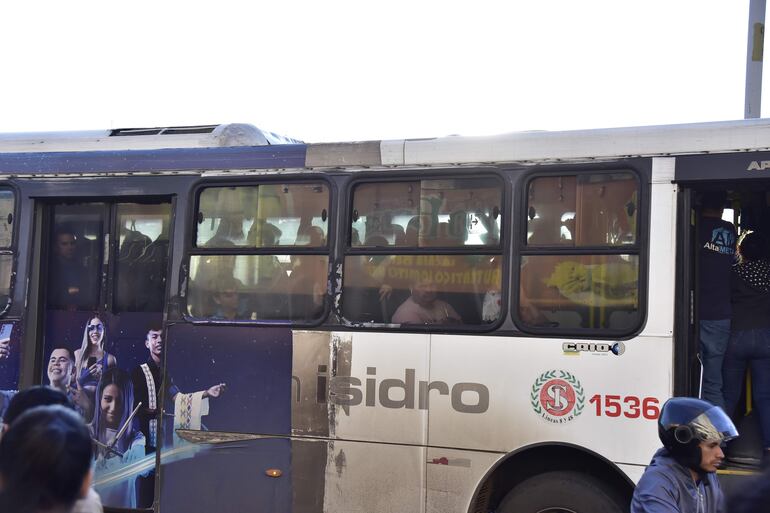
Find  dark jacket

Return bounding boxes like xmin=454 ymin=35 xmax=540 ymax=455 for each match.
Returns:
xmin=731 ymin=259 xmax=770 ymax=331
xmin=631 ymin=448 xmax=725 ymax=513
xmin=726 ymin=467 xmax=770 ymax=513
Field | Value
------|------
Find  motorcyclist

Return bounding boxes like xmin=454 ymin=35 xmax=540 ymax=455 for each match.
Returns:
xmin=631 ymin=397 xmax=738 ymax=513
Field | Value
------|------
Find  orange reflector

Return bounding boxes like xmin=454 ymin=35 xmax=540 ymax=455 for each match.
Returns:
xmin=265 ymin=469 xmax=282 ymax=478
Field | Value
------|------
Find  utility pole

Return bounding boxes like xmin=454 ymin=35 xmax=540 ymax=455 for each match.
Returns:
xmin=745 ymin=0 xmax=766 ymax=118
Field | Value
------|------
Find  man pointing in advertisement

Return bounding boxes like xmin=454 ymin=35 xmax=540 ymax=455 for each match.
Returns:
xmin=130 ymin=322 xmax=226 ymax=506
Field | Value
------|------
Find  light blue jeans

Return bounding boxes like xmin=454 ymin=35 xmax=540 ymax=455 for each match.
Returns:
xmin=700 ymin=319 xmax=731 ymax=409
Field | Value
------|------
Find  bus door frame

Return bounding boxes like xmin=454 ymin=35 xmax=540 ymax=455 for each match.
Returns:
xmin=673 ymin=150 xmax=770 ymax=397
xmin=24 ymin=195 xmax=177 ymax=385
xmin=673 ymin=185 xmax=699 ymax=397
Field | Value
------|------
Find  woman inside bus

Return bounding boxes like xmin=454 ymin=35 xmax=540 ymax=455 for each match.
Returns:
xmin=74 ymin=315 xmax=117 ymax=422
xmin=91 ymin=367 xmax=146 ymax=508
xmin=723 ymin=230 xmax=770 ymax=467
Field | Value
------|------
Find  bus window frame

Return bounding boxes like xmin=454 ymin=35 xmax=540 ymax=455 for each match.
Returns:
xmin=0 ymin=183 xmax=18 ymax=318
xmin=183 ymin=175 xmax=336 ymax=326
xmin=108 ymin=197 xmax=175 ymax=314
xmin=512 ymin=164 xmax=650 ymax=339
xmin=340 ymin=169 xmax=508 ymax=333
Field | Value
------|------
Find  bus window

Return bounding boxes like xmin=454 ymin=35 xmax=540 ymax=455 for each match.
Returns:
xmin=187 ymin=254 xmax=328 ymax=321
xmin=344 ymin=175 xmax=504 ymax=328
xmin=518 ymin=171 xmax=642 ymax=333
xmin=343 ymin=254 xmax=502 ymax=326
xmin=0 ymin=190 xmax=14 ymax=307
xmin=520 ymin=254 xmax=640 ymax=330
xmin=196 ymin=184 xmax=329 ymax=248
xmin=0 ymin=190 xmax=14 ymax=248
xmin=114 ymin=203 xmax=171 ymax=312
xmin=351 ymin=178 xmax=501 ymax=248
xmin=47 ymin=205 xmax=103 ymax=311
xmin=188 ymin=181 xmax=330 ymax=322
xmin=526 ymin=173 xmax=637 ymax=246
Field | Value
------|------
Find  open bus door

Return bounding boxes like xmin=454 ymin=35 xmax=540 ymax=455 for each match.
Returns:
xmin=675 ymin=152 xmax=770 ymax=480
xmin=32 ymin=199 xmax=172 ymax=511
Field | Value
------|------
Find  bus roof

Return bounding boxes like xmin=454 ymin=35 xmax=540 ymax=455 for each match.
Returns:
xmin=3 ymin=118 xmax=770 ymax=175
xmin=0 ymin=123 xmax=302 ymax=153
xmin=0 ymin=145 xmax=307 ymax=175
xmin=307 ymin=118 xmax=770 ymax=167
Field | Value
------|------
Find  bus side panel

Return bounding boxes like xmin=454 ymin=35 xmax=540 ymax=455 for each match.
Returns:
xmin=428 ymin=334 xmax=671 ymax=467
xmin=0 ymin=320 xmax=22 ymax=417
xmin=322 ymin=439 xmax=426 ymax=513
xmin=425 ymin=448 xmax=503 ymax=513
xmin=326 ymin=331 xmax=429 ymax=445
xmin=291 ymin=330 xmax=430 ymax=512
xmin=159 ymin=323 xmax=292 ymax=512
xmin=160 ymin=438 xmax=292 ymax=513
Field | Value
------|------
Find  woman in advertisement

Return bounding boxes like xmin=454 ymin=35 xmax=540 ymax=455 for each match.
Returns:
xmin=74 ymin=315 xmax=116 ymax=421
xmin=91 ymin=367 xmax=146 ymax=509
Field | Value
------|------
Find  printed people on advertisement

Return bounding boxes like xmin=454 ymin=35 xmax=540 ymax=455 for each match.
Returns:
xmin=697 ymin=191 xmax=736 ymax=409
xmin=130 ymin=324 xmax=226 ymax=506
xmin=47 ymin=347 xmax=91 ymax=420
xmin=631 ymin=397 xmax=736 ymax=513
xmin=0 ymin=330 xmax=9 ymax=360
xmin=75 ymin=316 xmax=117 ymax=422
xmin=0 ymin=391 xmax=13 ymax=423
xmin=392 ymin=276 xmax=461 ymax=325
xmin=91 ymin=367 xmax=146 ymax=509
xmin=49 ymin=227 xmax=96 ymax=310
xmin=0 ymin=403 xmax=96 ymax=513
xmin=131 ymin=324 xmax=226 ymax=451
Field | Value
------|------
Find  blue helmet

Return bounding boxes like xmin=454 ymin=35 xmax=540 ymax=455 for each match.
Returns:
xmin=658 ymin=397 xmax=738 ymax=471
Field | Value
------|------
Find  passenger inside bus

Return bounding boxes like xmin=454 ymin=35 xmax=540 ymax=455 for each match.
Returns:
xmin=205 ymin=215 xmax=243 ymax=247
xmin=131 ymin=226 xmax=170 ymax=312
xmin=723 ymin=230 xmax=770 ymax=466
xmin=694 ymin=187 xmax=770 ymax=469
xmin=246 ymin=221 xmax=281 ymax=248
xmin=115 ymin=207 xmax=171 ymax=312
xmin=295 ymin=225 xmax=325 ymax=246
xmin=287 ymin=254 xmax=326 ymax=318
xmin=697 ymin=191 xmax=737 ymax=409
xmin=392 ymin=276 xmax=462 ymax=325
xmin=48 ymin=226 xmax=98 ymax=310
xmin=211 ymin=276 xmax=248 ymax=320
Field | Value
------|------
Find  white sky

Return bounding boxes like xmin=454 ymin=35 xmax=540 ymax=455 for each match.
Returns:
xmin=0 ymin=1 xmax=759 ymax=142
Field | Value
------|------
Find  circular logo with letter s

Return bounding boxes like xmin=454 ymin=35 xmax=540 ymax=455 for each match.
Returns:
xmin=531 ymin=370 xmax=585 ymax=423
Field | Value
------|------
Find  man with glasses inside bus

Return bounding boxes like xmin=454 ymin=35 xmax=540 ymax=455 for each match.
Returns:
xmin=631 ymin=397 xmax=737 ymax=513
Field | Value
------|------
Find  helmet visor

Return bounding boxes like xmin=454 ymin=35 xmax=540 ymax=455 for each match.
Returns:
xmin=690 ymin=406 xmax=739 ymax=443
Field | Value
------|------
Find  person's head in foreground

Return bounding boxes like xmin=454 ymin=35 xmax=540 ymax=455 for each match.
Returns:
xmin=658 ymin=397 xmax=738 ymax=476
xmin=2 ymin=385 xmax=73 ymax=432
xmin=0 ymin=404 xmax=92 ymax=513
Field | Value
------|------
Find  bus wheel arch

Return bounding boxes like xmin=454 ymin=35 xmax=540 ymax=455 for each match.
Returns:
xmin=467 ymin=443 xmax=634 ymax=513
